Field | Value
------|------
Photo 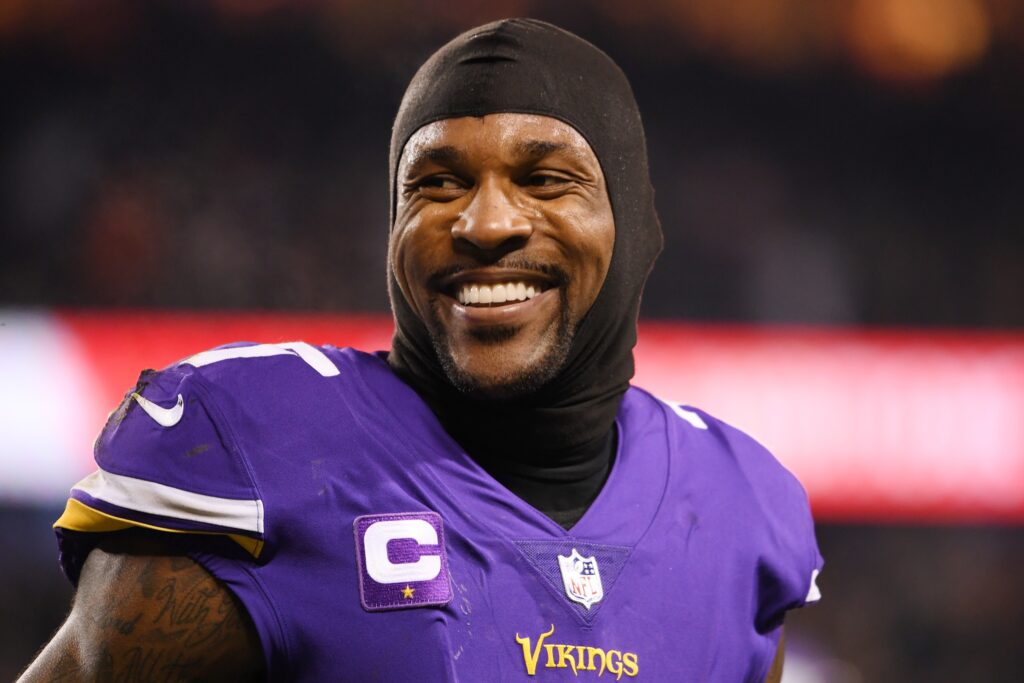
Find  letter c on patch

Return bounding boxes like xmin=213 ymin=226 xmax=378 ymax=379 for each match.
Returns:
xmin=363 ymin=518 xmax=442 ymax=584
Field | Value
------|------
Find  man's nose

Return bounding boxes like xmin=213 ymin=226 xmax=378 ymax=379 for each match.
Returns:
xmin=451 ymin=180 xmax=532 ymax=254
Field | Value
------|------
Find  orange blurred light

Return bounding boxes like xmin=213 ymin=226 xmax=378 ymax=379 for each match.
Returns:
xmin=676 ymin=0 xmax=813 ymax=70
xmin=846 ymin=0 xmax=992 ymax=83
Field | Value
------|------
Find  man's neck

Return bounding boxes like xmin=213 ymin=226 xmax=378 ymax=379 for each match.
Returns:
xmin=459 ymin=424 xmax=618 ymax=531
xmin=386 ymin=350 xmax=624 ymax=528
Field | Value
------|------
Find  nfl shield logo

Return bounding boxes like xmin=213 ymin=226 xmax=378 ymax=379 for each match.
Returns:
xmin=557 ymin=548 xmax=604 ymax=609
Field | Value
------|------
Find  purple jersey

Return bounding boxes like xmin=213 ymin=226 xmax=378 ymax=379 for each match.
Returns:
xmin=55 ymin=343 xmax=822 ymax=681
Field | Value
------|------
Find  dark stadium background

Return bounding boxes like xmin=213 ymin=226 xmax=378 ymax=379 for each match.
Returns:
xmin=1 ymin=1 xmax=1022 ymax=681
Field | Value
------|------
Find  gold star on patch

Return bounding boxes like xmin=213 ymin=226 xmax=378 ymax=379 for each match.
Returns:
xmin=402 ymin=585 xmax=415 ymax=599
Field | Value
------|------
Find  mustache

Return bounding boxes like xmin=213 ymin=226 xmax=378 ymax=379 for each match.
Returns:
xmin=428 ymin=257 xmax=569 ymax=289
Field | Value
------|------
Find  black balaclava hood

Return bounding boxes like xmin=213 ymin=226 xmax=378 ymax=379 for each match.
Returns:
xmin=388 ymin=18 xmax=662 ymax=464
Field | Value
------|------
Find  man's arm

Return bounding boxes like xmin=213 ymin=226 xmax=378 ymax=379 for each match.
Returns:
xmin=764 ymin=628 xmax=785 ymax=683
xmin=18 ymin=533 xmax=263 ymax=682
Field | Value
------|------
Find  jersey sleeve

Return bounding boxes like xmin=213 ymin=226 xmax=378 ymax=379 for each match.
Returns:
xmin=750 ymin=464 xmax=822 ymax=631
xmin=54 ymin=362 xmax=265 ymax=585
xmin=667 ymin=401 xmax=823 ymax=631
xmin=714 ymin=415 xmax=823 ymax=631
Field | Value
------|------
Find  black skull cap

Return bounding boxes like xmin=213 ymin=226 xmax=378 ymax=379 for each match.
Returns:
xmin=388 ymin=18 xmax=663 ymax=453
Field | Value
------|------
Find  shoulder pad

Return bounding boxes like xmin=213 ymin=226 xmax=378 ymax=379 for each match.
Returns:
xmin=55 ymin=341 xmax=352 ymax=580
xmin=56 ymin=360 xmax=265 ymax=556
xmin=660 ymin=398 xmax=823 ymax=624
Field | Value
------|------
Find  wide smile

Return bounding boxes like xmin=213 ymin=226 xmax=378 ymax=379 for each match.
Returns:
xmin=454 ymin=280 xmax=545 ymax=306
xmin=437 ymin=269 xmax=561 ymax=325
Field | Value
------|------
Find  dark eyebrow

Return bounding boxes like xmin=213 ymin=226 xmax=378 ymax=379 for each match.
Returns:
xmin=404 ymin=145 xmax=465 ymax=175
xmin=514 ymin=139 xmax=571 ymax=161
xmin=403 ymin=139 xmax=582 ymax=177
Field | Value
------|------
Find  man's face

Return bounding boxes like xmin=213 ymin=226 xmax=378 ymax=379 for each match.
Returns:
xmin=391 ymin=113 xmax=615 ymax=398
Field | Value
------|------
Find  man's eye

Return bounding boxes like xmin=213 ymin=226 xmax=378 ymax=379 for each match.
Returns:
xmin=404 ymin=175 xmax=466 ymax=201
xmin=421 ymin=176 xmax=462 ymax=190
xmin=527 ymin=174 xmax=568 ymax=188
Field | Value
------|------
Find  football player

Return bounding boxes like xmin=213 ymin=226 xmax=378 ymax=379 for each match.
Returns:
xmin=21 ymin=19 xmax=820 ymax=682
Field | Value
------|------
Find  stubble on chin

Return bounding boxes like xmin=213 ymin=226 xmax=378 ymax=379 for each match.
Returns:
xmin=426 ymin=293 xmax=575 ymax=400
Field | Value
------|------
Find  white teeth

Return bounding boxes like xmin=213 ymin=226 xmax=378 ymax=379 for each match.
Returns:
xmin=455 ymin=281 xmax=543 ymax=306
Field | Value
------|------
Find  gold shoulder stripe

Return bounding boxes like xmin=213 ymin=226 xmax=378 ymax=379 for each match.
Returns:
xmin=54 ymin=498 xmax=264 ymax=558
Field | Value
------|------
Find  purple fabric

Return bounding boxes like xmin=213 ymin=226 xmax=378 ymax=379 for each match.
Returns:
xmin=92 ymin=366 xmax=260 ymax=500
xmin=56 ymin=345 xmax=822 ymax=682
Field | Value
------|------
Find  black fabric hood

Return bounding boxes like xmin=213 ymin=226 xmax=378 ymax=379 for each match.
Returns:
xmin=387 ymin=18 xmax=663 ymax=462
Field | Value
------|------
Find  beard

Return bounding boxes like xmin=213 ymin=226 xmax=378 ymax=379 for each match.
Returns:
xmin=425 ymin=287 xmax=575 ymax=400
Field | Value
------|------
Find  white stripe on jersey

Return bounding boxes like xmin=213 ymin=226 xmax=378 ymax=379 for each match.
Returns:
xmin=182 ymin=342 xmax=339 ymax=377
xmin=71 ymin=468 xmax=264 ymax=535
xmin=661 ymin=400 xmax=709 ymax=429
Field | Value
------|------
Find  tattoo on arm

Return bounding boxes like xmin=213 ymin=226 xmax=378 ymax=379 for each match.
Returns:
xmin=20 ymin=536 xmax=263 ymax=683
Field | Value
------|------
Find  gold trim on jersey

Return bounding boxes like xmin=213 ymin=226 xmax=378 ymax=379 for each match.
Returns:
xmin=54 ymin=498 xmax=264 ymax=557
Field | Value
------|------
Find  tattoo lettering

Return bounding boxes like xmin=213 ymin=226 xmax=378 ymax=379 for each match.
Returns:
xmin=20 ymin=545 xmax=261 ymax=683
xmin=98 ymin=612 xmax=142 ymax=636
xmin=101 ymin=646 xmax=203 ymax=683
xmin=96 ymin=553 xmax=258 ymax=681
xmin=151 ymin=573 xmax=244 ymax=648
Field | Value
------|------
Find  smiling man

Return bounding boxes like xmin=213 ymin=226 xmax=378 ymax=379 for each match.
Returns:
xmin=391 ymin=114 xmax=614 ymax=399
xmin=21 ymin=19 xmax=820 ymax=682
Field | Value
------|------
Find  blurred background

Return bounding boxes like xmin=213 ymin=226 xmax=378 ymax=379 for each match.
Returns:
xmin=1 ymin=0 xmax=1022 ymax=680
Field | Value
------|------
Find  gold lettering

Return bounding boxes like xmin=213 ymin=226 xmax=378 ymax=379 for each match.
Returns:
xmin=593 ymin=646 xmax=608 ymax=676
xmin=516 ymin=627 xmax=638 ymax=679
xmin=606 ymin=650 xmax=623 ymax=680
xmin=515 ymin=624 xmax=555 ymax=676
xmin=556 ymin=644 xmax=579 ymax=675
xmin=575 ymin=645 xmax=587 ymax=672
xmin=622 ymin=652 xmax=639 ymax=677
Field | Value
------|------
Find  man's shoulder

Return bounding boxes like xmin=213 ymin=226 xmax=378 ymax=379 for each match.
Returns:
xmin=626 ymin=386 xmax=809 ymax=507
xmin=133 ymin=341 xmax=398 ymax=417
xmin=630 ymin=387 xmax=822 ymax=619
xmin=55 ymin=343 xmax=392 ymax=577
xmin=167 ymin=340 xmax=357 ymax=390
xmin=95 ymin=343 xmax=381 ymax=490
xmin=623 ymin=386 xmax=750 ymax=449
xmin=90 ymin=341 xmax=400 ymax=475
xmin=94 ymin=341 xmax=362 ymax=446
